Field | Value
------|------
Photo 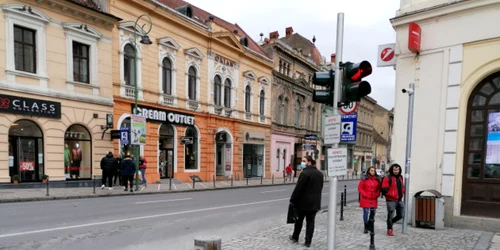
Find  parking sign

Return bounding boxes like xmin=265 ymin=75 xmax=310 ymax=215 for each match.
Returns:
xmin=340 ymin=114 xmax=357 ymax=143
xmin=120 ymin=128 xmax=129 ymax=145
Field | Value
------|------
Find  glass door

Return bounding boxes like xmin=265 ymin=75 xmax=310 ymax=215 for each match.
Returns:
xmin=17 ymin=137 xmax=39 ymax=182
xmin=166 ymin=149 xmax=174 ymax=178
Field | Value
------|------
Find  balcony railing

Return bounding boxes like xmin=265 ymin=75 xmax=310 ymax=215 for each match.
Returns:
xmin=214 ymin=106 xmax=223 ymax=115
xmin=124 ymin=85 xmax=136 ymax=98
xmin=188 ymin=100 xmax=200 ymax=110
xmin=245 ymin=112 xmax=252 ymax=120
xmin=161 ymin=94 xmax=175 ymax=106
xmin=224 ymin=108 xmax=232 ymax=117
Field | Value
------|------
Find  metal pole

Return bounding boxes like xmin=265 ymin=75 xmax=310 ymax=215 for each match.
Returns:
xmin=46 ymin=177 xmax=49 ymax=196
xmin=327 ymin=12 xmax=344 ymax=250
xmin=369 ymin=208 xmax=376 ymax=250
xmin=213 ymin=174 xmax=216 ymax=188
xmin=272 ymin=173 xmax=274 ymax=184
xmin=340 ymin=193 xmax=344 ymax=221
xmin=193 ymin=177 xmax=195 ymax=189
xmin=93 ymin=175 xmax=96 ymax=194
xmin=344 ymin=185 xmax=347 ymax=206
xmin=402 ymin=83 xmax=415 ymax=234
xmin=231 ymin=175 xmax=233 ymax=186
xmin=169 ymin=176 xmax=172 ymax=190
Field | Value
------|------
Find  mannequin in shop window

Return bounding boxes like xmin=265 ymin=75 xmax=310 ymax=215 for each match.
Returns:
xmin=64 ymin=144 xmax=71 ymax=175
xmin=71 ymin=143 xmax=82 ymax=178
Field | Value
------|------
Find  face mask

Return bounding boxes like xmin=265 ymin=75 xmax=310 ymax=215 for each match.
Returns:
xmin=300 ymin=162 xmax=307 ymax=168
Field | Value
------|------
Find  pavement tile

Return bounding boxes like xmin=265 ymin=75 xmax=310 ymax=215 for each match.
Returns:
xmin=222 ymin=202 xmax=492 ymax=250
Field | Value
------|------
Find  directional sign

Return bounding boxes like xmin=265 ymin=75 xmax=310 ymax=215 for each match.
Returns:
xmin=120 ymin=128 xmax=130 ymax=145
xmin=324 ymin=115 xmax=341 ymax=144
xmin=340 ymin=102 xmax=358 ymax=115
xmin=340 ymin=114 xmax=357 ymax=143
xmin=327 ymin=148 xmax=347 ymax=177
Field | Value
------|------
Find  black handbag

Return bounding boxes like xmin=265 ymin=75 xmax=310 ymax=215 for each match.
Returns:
xmin=287 ymin=203 xmax=298 ymax=224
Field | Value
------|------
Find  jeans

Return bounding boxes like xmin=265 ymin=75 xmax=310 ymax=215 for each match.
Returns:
xmin=362 ymin=208 xmax=376 ymax=224
xmin=386 ymin=201 xmax=404 ymax=230
xmin=140 ymin=169 xmax=146 ymax=184
xmin=292 ymin=210 xmax=318 ymax=245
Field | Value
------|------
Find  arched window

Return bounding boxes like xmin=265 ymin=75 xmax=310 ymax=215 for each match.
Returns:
xmin=259 ymin=90 xmax=265 ymax=116
xmin=294 ymin=99 xmax=301 ymax=127
xmin=306 ymin=106 xmax=312 ymax=129
xmin=184 ymin=126 xmax=198 ymax=170
xmin=124 ymin=44 xmax=136 ymax=86
xmin=224 ymin=78 xmax=232 ymax=108
xmin=214 ymin=75 xmax=222 ymax=106
xmin=162 ymin=58 xmax=172 ymax=95
xmin=276 ymin=96 xmax=282 ymax=122
xmin=276 ymin=149 xmax=280 ymax=172
xmin=282 ymin=98 xmax=289 ymax=125
xmin=64 ymin=124 xmax=92 ymax=180
xmin=245 ymin=85 xmax=251 ymax=112
xmin=8 ymin=120 xmax=44 ymax=182
xmin=188 ymin=66 xmax=197 ymax=100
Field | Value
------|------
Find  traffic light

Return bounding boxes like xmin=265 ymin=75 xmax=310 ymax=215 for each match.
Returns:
xmin=342 ymin=61 xmax=372 ymax=102
xmin=312 ymin=70 xmax=335 ymax=105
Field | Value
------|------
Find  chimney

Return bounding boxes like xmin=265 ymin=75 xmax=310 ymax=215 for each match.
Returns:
xmin=285 ymin=27 xmax=294 ymax=38
xmin=330 ymin=53 xmax=336 ymax=63
xmin=269 ymin=31 xmax=279 ymax=43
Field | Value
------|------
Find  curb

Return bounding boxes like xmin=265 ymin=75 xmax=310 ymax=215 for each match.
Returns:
xmin=0 ymin=178 xmax=359 ymax=204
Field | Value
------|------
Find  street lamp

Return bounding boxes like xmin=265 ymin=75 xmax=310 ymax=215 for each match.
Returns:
xmin=132 ymin=13 xmax=153 ymax=191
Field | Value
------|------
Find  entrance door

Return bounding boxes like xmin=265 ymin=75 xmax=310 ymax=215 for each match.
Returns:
xmin=159 ymin=149 xmax=174 ymax=178
xmin=9 ymin=137 xmax=41 ymax=182
xmin=216 ymin=143 xmax=224 ymax=176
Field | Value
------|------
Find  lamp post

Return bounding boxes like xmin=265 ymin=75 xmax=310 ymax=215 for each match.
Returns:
xmin=132 ymin=14 xmax=153 ymax=191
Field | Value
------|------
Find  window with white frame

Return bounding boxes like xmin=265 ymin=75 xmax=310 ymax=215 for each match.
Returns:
xmin=294 ymin=99 xmax=301 ymax=127
xmin=214 ymin=75 xmax=222 ymax=106
xmin=275 ymin=96 xmax=282 ymax=122
xmin=259 ymin=90 xmax=265 ymax=116
xmin=245 ymin=85 xmax=251 ymax=112
xmin=188 ymin=66 xmax=197 ymax=100
xmin=4 ymin=4 xmax=49 ymax=79
xmin=224 ymin=78 xmax=231 ymax=108
xmin=162 ymin=57 xmax=172 ymax=95
xmin=124 ymin=44 xmax=136 ymax=86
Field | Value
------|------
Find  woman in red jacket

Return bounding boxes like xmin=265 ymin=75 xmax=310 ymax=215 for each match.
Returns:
xmin=358 ymin=166 xmax=381 ymax=234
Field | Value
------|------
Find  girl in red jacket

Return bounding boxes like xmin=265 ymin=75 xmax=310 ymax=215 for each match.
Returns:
xmin=358 ymin=166 xmax=381 ymax=234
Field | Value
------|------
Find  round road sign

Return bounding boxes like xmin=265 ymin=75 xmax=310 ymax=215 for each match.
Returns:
xmin=340 ymin=102 xmax=358 ymax=114
xmin=380 ymin=47 xmax=395 ymax=62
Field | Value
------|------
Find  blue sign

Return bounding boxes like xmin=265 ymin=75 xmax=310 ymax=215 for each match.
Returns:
xmin=120 ymin=128 xmax=130 ymax=145
xmin=340 ymin=114 xmax=357 ymax=143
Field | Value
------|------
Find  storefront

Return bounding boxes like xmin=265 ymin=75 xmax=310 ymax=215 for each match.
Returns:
xmin=1 ymin=92 xmax=114 ymax=183
xmin=239 ymin=125 xmax=270 ymax=179
xmin=271 ymin=134 xmax=294 ymax=176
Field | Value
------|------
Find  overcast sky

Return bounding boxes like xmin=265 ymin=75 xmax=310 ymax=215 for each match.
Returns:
xmin=186 ymin=0 xmax=400 ymax=110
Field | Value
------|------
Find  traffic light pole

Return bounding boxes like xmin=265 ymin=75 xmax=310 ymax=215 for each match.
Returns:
xmin=402 ymin=83 xmax=415 ymax=234
xmin=327 ymin=12 xmax=344 ymax=250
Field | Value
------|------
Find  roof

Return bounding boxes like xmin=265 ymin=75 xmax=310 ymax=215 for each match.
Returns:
xmin=278 ymin=33 xmax=322 ymax=65
xmin=157 ymin=0 xmax=271 ymax=60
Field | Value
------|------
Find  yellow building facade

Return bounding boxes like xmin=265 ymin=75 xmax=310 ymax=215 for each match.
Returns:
xmin=0 ymin=0 xmax=121 ymax=183
xmin=109 ymin=0 xmax=274 ymax=183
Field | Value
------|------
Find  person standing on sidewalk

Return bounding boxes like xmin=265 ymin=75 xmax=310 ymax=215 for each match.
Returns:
xmin=358 ymin=166 xmax=381 ymax=234
xmin=289 ymin=155 xmax=324 ymax=248
xmin=100 ymin=152 xmax=118 ymax=190
xmin=139 ymin=155 xmax=147 ymax=187
xmin=285 ymin=164 xmax=293 ymax=181
xmin=381 ymin=163 xmax=405 ymax=236
xmin=120 ymin=153 xmax=136 ymax=192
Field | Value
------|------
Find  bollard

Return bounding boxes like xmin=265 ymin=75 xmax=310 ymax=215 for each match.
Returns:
xmin=344 ymin=185 xmax=347 ymax=206
xmin=340 ymin=193 xmax=344 ymax=221
xmin=358 ymin=192 xmax=361 ymax=203
xmin=272 ymin=174 xmax=274 ymax=184
xmin=231 ymin=175 xmax=233 ymax=186
xmin=369 ymin=208 xmax=376 ymax=250
xmin=193 ymin=178 xmax=195 ymax=189
xmin=194 ymin=235 xmax=221 ymax=250
xmin=46 ymin=177 xmax=49 ymax=196
xmin=213 ymin=175 xmax=216 ymax=188
xmin=169 ymin=176 xmax=172 ymax=190
xmin=260 ymin=175 xmax=263 ymax=185
xmin=93 ymin=175 xmax=96 ymax=194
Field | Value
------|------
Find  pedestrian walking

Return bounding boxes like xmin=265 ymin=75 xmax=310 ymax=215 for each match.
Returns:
xmin=358 ymin=166 xmax=381 ymax=234
xmin=120 ymin=153 xmax=136 ymax=192
xmin=100 ymin=152 xmax=118 ymax=190
xmin=139 ymin=155 xmax=147 ymax=187
xmin=285 ymin=164 xmax=293 ymax=181
xmin=288 ymin=155 xmax=324 ymax=248
xmin=381 ymin=163 xmax=406 ymax=236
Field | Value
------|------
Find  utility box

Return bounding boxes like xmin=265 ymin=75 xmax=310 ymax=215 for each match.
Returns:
xmin=412 ymin=189 xmax=445 ymax=230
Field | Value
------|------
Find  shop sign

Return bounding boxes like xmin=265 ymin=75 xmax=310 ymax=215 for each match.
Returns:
xmin=214 ymin=53 xmax=235 ymax=68
xmin=132 ymin=104 xmax=195 ymax=126
xmin=0 ymin=93 xmax=61 ymax=118
xmin=181 ymin=136 xmax=193 ymax=144
xmin=244 ymin=131 xmax=265 ymax=143
xmin=304 ymin=134 xmax=317 ymax=140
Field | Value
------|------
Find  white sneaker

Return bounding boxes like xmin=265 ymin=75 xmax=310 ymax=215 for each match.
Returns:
xmin=108 ymin=187 xmax=113 ymax=190
xmin=101 ymin=184 xmax=105 ymax=189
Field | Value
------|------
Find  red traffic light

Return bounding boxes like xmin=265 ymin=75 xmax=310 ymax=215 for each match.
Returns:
xmin=348 ymin=61 xmax=372 ymax=82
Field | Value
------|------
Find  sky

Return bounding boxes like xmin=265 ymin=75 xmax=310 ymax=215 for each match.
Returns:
xmin=186 ymin=0 xmax=401 ymax=110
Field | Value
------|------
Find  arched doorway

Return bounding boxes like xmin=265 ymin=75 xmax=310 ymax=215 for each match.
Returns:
xmin=462 ymin=73 xmax=500 ymax=218
xmin=214 ymin=130 xmax=232 ymax=176
xmin=159 ymin=124 xmax=175 ymax=178
xmin=184 ymin=126 xmax=199 ymax=171
xmin=64 ymin=124 xmax=92 ymax=180
xmin=8 ymin=120 xmax=43 ymax=182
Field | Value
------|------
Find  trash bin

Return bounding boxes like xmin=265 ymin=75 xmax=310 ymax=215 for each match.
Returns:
xmin=412 ymin=189 xmax=445 ymax=230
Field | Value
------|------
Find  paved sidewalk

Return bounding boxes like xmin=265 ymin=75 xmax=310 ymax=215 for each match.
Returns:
xmin=0 ymin=176 xmax=358 ymax=203
xmin=222 ymin=202 xmax=495 ymax=250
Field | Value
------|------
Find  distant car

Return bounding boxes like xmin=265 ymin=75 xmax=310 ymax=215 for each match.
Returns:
xmin=376 ymin=169 xmax=385 ymax=177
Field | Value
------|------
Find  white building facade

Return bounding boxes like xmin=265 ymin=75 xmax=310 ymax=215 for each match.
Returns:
xmin=391 ymin=0 xmax=500 ymax=230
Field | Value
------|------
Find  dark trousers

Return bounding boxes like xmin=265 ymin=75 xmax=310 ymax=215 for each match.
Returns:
xmin=123 ymin=175 xmax=134 ymax=190
xmin=102 ymin=170 xmax=113 ymax=187
xmin=292 ymin=210 xmax=317 ymax=244
xmin=386 ymin=201 xmax=404 ymax=230
xmin=113 ymin=169 xmax=121 ymax=186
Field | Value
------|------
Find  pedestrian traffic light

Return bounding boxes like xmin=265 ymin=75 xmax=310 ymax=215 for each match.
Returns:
xmin=312 ymin=70 xmax=335 ymax=105
xmin=342 ymin=61 xmax=372 ymax=102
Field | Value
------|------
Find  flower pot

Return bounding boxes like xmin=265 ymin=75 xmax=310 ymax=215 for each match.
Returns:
xmin=42 ymin=179 xmax=47 ymax=183
xmin=13 ymin=180 xmax=18 ymax=184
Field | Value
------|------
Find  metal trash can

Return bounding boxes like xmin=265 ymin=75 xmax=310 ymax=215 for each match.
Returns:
xmin=411 ymin=189 xmax=445 ymax=229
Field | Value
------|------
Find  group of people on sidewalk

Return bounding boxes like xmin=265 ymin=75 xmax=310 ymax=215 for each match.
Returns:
xmin=287 ymin=158 xmax=406 ymax=247
xmin=100 ymin=152 xmax=148 ymax=192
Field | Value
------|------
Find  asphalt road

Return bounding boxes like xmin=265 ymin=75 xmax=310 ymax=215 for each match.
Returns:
xmin=0 ymin=179 xmax=360 ymax=250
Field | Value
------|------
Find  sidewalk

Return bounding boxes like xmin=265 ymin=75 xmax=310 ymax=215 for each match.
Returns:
xmin=0 ymin=176 xmax=359 ymax=203
xmin=222 ymin=201 xmax=495 ymax=250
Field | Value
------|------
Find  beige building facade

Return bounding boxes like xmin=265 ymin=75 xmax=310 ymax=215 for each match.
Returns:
xmin=372 ymin=103 xmax=393 ymax=170
xmin=353 ymin=96 xmax=376 ymax=174
xmin=0 ymin=0 xmax=121 ymax=183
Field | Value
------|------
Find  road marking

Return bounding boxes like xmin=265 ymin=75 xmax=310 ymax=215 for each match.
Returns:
xmin=172 ymin=183 xmax=177 ymax=190
xmin=141 ymin=186 xmax=145 ymax=192
xmin=185 ymin=183 xmax=192 ymax=189
xmin=0 ymin=197 xmax=289 ymax=238
xmin=198 ymin=182 xmax=207 ymax=188
xmin=135 ymin=198 xmax=193 ymax=204
xmin=220 ymin=181 xmax=230 ymax=186
xmin=261 ymin=189 xmax=286 ymax=193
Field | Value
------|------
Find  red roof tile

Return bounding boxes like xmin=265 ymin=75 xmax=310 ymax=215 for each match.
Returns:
xmin=157 ymin=0 xmax=271 ymax=60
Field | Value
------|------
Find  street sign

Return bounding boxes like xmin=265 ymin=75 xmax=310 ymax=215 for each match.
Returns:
xmin=131 ymin=115 xmax=146 ymax=145
xmin=327 ymin=148 xmax=347 ymax=176
xmin=324 ymin=115 xmax=341 ymax=144
xmin=340 ymin=102 xmax=358 ymax=114
xmin=119 ymin=128 xmax=129 ymax=145
xmin=340 ymin=114 xmax=357 ymax=143
xmin=377 ymin=43 xmax=396 ymax=67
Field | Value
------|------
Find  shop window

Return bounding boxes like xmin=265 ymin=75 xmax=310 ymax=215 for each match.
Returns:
xmin=276 ymin=149 xmax=280 ymax=172
xmin=124 ymin=44 xmax=136 ymax=86
xmin=259 ymin=90 xmax=265 ymax=116
xmin=162 ymin=57 xmax=172 ymax=95
xmin=9 ymin=120 xmax=44 ymax=182
xmin=245 ymin=85 xmax=251 ymax=112
xmin=64 ymin=124 xmax=92 ymax=179
xmin=184 ymin=126 xmax=199 ymax=170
